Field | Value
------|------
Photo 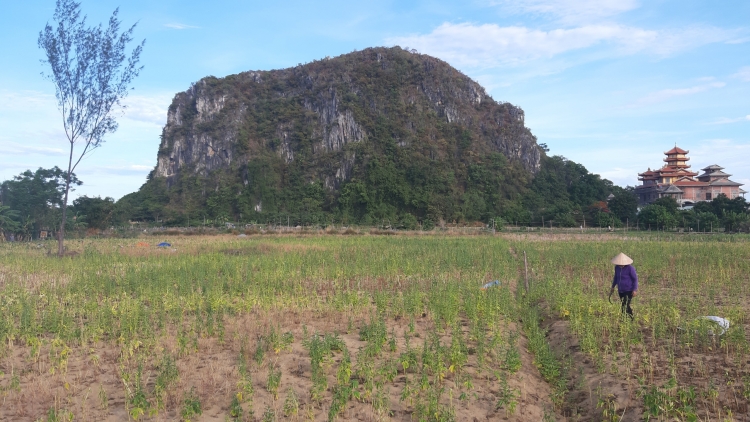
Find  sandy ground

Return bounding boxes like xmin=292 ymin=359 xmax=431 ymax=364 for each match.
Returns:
xmin=0 ymin=308 xmax=565 ymax=421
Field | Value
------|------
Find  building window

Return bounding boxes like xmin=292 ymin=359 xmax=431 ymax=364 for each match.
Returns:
xmin=706 ymin=193 xmax=712 ymax=200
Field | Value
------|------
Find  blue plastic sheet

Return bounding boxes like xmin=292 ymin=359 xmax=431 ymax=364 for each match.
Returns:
xmin=481 ymin=280 xmax=500 ymax=289
xmin=157 ymin=242 xmax=172 ymax=247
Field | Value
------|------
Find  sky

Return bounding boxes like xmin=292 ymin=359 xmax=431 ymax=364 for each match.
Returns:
xmin=1 ymin=0 xmax=748 ymax=200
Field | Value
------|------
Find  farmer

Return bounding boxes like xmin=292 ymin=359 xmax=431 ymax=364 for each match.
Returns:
xmin=609 ymin=253 xmax=638 ymax=320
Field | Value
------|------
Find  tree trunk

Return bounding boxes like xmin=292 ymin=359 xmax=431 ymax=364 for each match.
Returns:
xmin=58 ymin=142 xmax=75 ymax=256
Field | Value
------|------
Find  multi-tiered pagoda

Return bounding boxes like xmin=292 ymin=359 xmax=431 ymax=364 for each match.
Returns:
xmin=635 ymin=146 xmax=745 ymax=206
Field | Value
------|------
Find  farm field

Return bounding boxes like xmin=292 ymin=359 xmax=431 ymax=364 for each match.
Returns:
xmin=0 ymin=232 xmax=749 ymax=421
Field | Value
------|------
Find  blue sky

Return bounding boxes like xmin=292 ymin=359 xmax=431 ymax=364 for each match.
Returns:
xmin=1 ymin=0 xmax=749 ymax=200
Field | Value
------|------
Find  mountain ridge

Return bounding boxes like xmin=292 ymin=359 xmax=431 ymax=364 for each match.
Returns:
xmin=126 ymin=47 xmax=553 ymax=226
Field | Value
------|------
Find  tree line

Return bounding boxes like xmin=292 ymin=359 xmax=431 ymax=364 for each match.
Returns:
xmin=0 ymin=168 xmax=117 ymax=240
xmin=636 ymin=195 xmax=749 ymax=232
xmin=2 ymin=160 xmax=748 ymax=240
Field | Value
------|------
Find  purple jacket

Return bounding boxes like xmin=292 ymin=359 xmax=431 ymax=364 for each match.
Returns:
xmin=612 ymin=265 xmax=638 ymax=293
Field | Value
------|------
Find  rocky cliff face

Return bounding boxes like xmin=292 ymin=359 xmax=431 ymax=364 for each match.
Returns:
xmin=155 ymin=47 xmax=540 ymax=185
xmin=144 ymin=47 xmax=544 ymax=223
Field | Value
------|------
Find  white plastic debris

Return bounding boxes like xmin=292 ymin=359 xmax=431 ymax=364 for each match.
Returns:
xmin=700 ymin=316 xmax=729 ymax=336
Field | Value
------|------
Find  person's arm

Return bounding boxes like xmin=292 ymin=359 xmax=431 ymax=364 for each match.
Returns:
xmin=631 ymin=266 xmax=638 ymax=295
xmin=610 ymin=268 xmax=617 ymax=292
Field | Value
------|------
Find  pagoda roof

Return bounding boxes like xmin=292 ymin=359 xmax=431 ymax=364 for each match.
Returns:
xmin=665 ymin=146 xmax=689 ymax=154
xmin=708 ymin=179 xmax=743 ymax=187
xmin=698 ymin=170 xmax=731 ymax=178
xmin=661 ymin=166 xmax=694 ymax=171
xmin=672 ymin=180 xmax=708 ymax=186
xmin=660 ymin=166 xmax=696 ymax=172
xmin=701 ymin=164 xmax=724 ymax=171
xmin=660 ymin=170 xmax=697 ymax=177
xmin=662 ymin=185 xmax=684 ymax=193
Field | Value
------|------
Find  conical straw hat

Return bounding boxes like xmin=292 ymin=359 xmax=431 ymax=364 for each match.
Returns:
xmin=611 ymin=253 xmax=633 ymax=265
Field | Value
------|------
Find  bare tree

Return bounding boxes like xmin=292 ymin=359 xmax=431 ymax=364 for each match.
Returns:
xmin=38 ymin=0 xmax=144 ymax=255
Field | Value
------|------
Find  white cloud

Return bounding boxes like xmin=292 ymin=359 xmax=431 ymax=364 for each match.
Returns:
xmin=630 ymin=82 xmax=725 ymax=107
xmin=0 ymin=142 xmax=65 ymax=156
xmin=0 ymin=89 xmax=56 ymax=112
xmin=489 ymin=0 xmax=640 ymax=24
xmin=164 ymin=23 xmax=199 ymax=30
xmin=726 ymin=37 xmax=750 ymax=45
xmin=121 ymin=94 xmax=172 ymax=126
xmin=643 ymin=26 xmax=743 ymax=56
xmin=709 ymin=115 xmax=750 ymax=125
xmin=0 ymin=89 xmax=170 ymax=127
xmin=733 ymin=66 xmax=750 ymax=82
xmin=78 ymin=164 xmax=154 ymax=177
xmin=690 ymin=139 xmax=750 ymax=180
xmin=389 ymin=23 xmax=736 ymax=70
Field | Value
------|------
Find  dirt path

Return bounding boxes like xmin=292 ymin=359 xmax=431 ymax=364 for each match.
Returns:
xmin=544 ymin=319 xmax=643 ymax=421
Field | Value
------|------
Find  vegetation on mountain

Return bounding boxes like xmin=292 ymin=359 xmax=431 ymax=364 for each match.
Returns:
xmin=115 ymin=47 xmax=629 ymax=228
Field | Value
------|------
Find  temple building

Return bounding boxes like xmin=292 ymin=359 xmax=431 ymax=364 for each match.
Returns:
xmin=635 ymin=146 xmax=746 ymax=206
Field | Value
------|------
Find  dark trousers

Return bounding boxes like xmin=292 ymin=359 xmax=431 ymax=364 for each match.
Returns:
xmin=619 ymin=291 xmax=634 ymax=319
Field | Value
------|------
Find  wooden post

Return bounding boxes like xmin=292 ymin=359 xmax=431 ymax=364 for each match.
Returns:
xmin=523 ymin=251 xmax=529 ymax=293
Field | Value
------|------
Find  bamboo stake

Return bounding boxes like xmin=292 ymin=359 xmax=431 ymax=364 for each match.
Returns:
xmin=523 ymin=250 xmax=529 ymax=293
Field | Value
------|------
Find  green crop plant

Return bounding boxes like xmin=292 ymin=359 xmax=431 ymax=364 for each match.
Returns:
xmin=596 ymin=391 xmax=618 ymax=422
xmin=502 ymin=331 xmax=522 ymax=373
xmin=45 ymin=408 xmax=74 ymax=422
xmin=359 ymin=316 xmax=388 ymax=355
xmin=181 ymin=388 xmax=202 ymax=422
xmin=237 ymin=346 xmax=255 ymax=401
xmin=283 ymin=387 xmax=300 ymax=417
xmin=228 ymin=393 xmax=243 ymax=421
xmin=265 ymin=326 xmax=294 ymax=354
xmin=304 ymin=331 xmax=344 ymax=403
xmin=336 ymin=349 xmax=352 ymax=386
xmin=372 ymin=382 xmax=390 ymax=419
xmin=496 ymin=375 xmax=519 ymax=416
xmin=123 ymin=363 xmax=153 ymax=420
xmin=98 ymin=384 xmax=108 ymax=410
xmin=254 ymin=337 xmax=266 ymax=365
xmin=261 ymin=405 xmax=276 ymax=422
xmin=153 ymin=353 xmax=178 ymax=410
xmin=266 ymin=365 xmax=282 ymax=400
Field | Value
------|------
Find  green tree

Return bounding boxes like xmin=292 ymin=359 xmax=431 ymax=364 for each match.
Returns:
xmin=721 ymin=211 xmax=749 ymax=233
xmin=691 ymin=201 xmax=713 ymax=215
xmin=691 ymin=211 xmax=719 ymax=232
xmin=639 ymin=204 xmax=677 ymax=230
xmin=39 ymin=0 xmax=144 ymax=254
xmin=651 ymin=196 xmax=679 ymax=214
xmin=711 ymin=194 xmax=748 ymax=216
xmin=0 ymin=167 xmax=81 ymax=235
xmin=525 ymin=155 xmax=612 ymax=221
xmin=72 ymin=196 xmax=116 ymax=230
xmin=607 ymin=187 xmax=638 ymax=223
xmin=0 ymin=205 xmax=20 ymax=240
xmin=585 ymin=201 xmax=610 ymax=227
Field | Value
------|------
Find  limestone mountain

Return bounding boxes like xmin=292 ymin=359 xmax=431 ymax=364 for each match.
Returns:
xmin=123 ymin=47 xmax=560 ymax=226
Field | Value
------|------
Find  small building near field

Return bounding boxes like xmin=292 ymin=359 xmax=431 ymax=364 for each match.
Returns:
xmin=635 ymin=146 xmax=746 ymax=206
